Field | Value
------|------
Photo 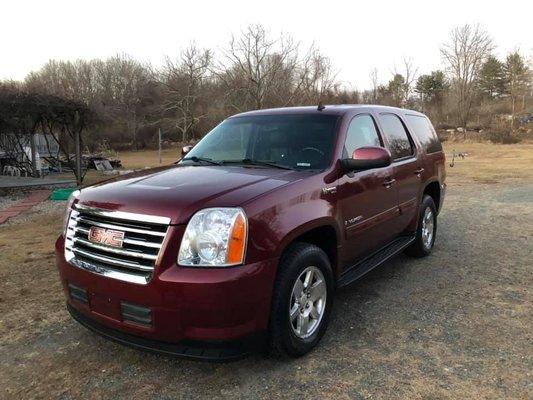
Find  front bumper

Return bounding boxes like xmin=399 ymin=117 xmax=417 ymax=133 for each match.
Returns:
xmin=67 ymin=303 xmax=265 ymax=361
xmin=56 ymin=235 xmax=278 ymax=356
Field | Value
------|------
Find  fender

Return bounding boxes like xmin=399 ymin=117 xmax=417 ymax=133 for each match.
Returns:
xmin=245 ymin=190 xmax=341 ymax=272
xmin=406 ymin=178 xmax=442 ymax=233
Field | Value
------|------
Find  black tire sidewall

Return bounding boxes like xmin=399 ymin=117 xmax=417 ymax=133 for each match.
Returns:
xmin=418 ymin=195 xmax=437 ymax=254
xmin=271 ymin=244 xmax=334 ymax=357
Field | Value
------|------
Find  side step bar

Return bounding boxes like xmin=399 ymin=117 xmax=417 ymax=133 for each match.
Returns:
xmin=337 ymin=236 xmax=415 ymax=288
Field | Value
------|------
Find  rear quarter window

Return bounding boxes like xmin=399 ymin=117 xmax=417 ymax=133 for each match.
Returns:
xmin=406 ymin=114 xmax=443 ymax=154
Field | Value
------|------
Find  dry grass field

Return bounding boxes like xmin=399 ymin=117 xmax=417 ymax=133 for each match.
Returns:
xmin=0 ymin=142 xmax=531 ymax=399
xmin=114 ymin=141 xmax=533 ymax=185
xmin=441 ymin=141 xmax=533 ymax=185
xmin=118 ymin=148 xmax=182 ymax=169
xmin=68 ymin=141 xmax=533 ymax=188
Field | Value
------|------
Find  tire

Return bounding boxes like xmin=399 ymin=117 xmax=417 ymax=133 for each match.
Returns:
xmin=405 ymin=194 xmax=437 ymax=257
xmin=269 ymin=243 xmax=334 ymax=357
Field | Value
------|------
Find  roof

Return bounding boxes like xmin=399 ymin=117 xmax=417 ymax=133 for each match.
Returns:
xmin=230 ymin=104 xmax=426 ymax=118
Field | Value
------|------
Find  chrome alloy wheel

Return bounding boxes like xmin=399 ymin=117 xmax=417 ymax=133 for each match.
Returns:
xmin=421 ymin=207 xmax=435 ymax=250
xmin=289 ymin=266 xmax=327 ymax=339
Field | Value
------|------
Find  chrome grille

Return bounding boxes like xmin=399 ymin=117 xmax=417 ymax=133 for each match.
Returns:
xmin=64 ymin=204 xmax=170 ymax=284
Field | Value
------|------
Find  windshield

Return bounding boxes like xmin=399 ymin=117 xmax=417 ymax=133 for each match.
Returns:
xmin=182 ymin=114 xmax=339 ymax=170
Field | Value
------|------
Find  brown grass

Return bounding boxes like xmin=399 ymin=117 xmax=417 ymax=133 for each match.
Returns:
xmin=0 ymin=206 xmax=65 ymax=345
xmin=50 ymin=141 xmax=533 ymax=188
xmin=442 ymin=141 xmax=533 ymax=185
xmin=117 ymin=142 xmax=533 ymax=186
xmin=118 ymin=148 xmax=181 ymax=169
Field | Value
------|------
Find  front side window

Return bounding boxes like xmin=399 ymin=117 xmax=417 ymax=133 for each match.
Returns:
xmin=182 ymin=114 xmax=339 ymax=170
xmin=379 ymin=113 xmax=414 ymax=160
xmin=343 ymin=114 xmax=382 ymax=158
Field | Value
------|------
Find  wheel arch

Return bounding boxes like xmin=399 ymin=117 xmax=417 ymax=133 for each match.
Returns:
xmin=423 ymin=180 xmax=441 ymax=212
xmin=276 ymin=219 xmax=340 ymax=278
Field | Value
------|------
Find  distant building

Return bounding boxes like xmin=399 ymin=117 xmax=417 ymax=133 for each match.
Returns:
xmin=0 ymin=133 xmax=59 ymax=158
xmin=0 ymin=133 xmax=59 ymax=174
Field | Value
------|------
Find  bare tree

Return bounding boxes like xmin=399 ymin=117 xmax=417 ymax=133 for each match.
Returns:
xmin=369 ymin=68 xmax=379 ymax=103
xmin=94 ymin=54 xmax=152 ymax=149
xmin=441 ymin=24 xmax=494 ymax=129
xmin=394 ymin=58 xmax=418 ymax=106
xmin=292 ymin=48 xmax=337 ymax=104
xmin=24 ymin=55 xmax=153 ymax=148
xmin=160 ymin=44 xmax=212 ymax=143
xmin=216 ymin=24 xmax=300 ymax=111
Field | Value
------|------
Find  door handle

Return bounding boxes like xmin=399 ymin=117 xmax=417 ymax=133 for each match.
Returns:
xmin=382 ymin=178 xmax=396 ymax=188
xmin=414 ymin=167 xmax=425 ymax=176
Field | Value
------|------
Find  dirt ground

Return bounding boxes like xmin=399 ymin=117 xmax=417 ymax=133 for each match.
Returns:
xmin=0 ymin=143 xmax=531 ymax=399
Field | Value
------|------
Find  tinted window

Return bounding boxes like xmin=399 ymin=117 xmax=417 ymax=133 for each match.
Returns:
xmin=379 ymin=114 xmax=414 ymax=160
xmin=343 ymin=114 xmax=381 ymax=158
xmin=184 ymin=114 xmax=339 ymax=170
xmin=405 ymin=114 xmax=442 ymax=153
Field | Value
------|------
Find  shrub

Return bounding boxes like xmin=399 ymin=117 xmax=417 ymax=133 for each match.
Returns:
xmin=487 ymin=130 xmax=521 ymax=144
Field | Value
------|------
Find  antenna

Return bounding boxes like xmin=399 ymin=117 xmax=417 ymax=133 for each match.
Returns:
xmin=317 ymin=102 xmax=325 ymax=111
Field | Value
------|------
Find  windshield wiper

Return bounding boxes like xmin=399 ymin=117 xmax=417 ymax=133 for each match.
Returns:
xmin=222 ymin=158 xmax=294 ymax=170
xmin=181 ymin=156 xmax=222 ymax=166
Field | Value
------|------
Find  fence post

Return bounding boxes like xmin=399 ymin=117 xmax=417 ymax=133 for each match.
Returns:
xmin=158 ymin=128 xmax=162 ymax=165
xmin=74 ymin=111 xmax=82 ymax=186
xmin=30 ymin=133 xmax=38 ymax=177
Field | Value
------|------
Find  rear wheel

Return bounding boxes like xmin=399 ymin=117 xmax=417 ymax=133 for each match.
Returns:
xmin=405 ymin=194 xmax=437 ymax=257
xmin=269 ymin=243 xmax=334 ymax=357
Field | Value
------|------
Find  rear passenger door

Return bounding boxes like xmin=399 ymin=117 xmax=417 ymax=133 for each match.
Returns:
xmin=337 ymin=114 xmax=401 ymax=267
xmin=377 ymin=113 xmax=422 ymax=232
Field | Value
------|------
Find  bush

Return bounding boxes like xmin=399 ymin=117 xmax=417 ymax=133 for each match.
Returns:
xmin=487 ymin=130 xmax=521 ymax=144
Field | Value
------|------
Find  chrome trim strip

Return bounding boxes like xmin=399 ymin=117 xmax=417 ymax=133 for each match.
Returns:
xmin=67 ymin=255 xmax=150 ymax=285
xmin=70 ymin=247 xmax=154 ymax=272
xmin=74 ymin=216 xmax=166 ymax=237
xmin=72 ymin=226 xmax=161 ymax=248
xmin=72 ymin=237 xmax=158 ymax=261
xmin=74 ymin=204 xmax=171 ymax=225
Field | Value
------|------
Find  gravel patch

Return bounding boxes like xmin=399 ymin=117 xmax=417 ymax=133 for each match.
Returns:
xmin=1 ymin=200 xmax=64 ymax=226
xmin=0 ymin=191 xmax=25 ymax=210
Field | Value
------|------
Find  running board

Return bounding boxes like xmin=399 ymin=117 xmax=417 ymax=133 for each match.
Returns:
xmin=337 ymin=236 xmax=415 ymax=288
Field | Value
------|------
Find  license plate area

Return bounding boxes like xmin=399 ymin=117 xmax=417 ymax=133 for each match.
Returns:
xmin=90 ymin=292 xmax=120 ymax=320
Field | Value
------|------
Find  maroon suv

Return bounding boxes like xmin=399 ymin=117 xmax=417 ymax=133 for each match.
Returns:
xmin=56 ymin=105 xmax=446 ymax=360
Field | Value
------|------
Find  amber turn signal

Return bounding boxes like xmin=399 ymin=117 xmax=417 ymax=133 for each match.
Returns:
xmin=226 ymin=212 xmax=247 ymax=264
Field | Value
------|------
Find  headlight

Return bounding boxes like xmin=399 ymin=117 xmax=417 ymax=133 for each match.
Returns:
xmin=63 ymin=189 xmax=80 ymax=235
xmin=178 ymin=208 xmax=248 ymax=267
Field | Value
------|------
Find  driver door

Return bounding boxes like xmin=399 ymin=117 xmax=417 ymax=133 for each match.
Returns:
xmin=337 ymin=113 xmax=401 ymax=269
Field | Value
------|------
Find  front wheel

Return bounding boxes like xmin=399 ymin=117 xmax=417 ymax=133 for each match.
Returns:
xmin=269 ymin=243 xmax=334 ymax=357
xmin=405 ymin=194 xmax=437 ymax=257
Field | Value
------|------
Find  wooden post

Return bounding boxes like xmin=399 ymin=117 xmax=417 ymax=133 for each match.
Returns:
xmin=132 ymin=110 xmax=137 ymax=151
xmin=158 ymin=128 xmax=162 ymax=165
xmin=30 ymin=133 xmax=38 ymax=177
xmin=74 ymin=111 xmax=82 ymax=186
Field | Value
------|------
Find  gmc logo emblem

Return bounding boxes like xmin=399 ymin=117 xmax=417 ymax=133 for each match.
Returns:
xmin=88 ymin=227 xmax=125 ymax=248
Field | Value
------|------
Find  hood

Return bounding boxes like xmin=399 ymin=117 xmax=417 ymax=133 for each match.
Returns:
xmin=77 ymin=164 xmax=302 ymax=224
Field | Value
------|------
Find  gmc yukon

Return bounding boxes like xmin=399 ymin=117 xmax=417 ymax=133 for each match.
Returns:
xmin=56 ymin=105 xmax=446 ymax=360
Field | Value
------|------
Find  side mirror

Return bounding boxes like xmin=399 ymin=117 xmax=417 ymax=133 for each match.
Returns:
xmin=181 ymin=145 xmax=193 ymax=158
xmin=341 ymin=146 xmax=392 ymax=173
